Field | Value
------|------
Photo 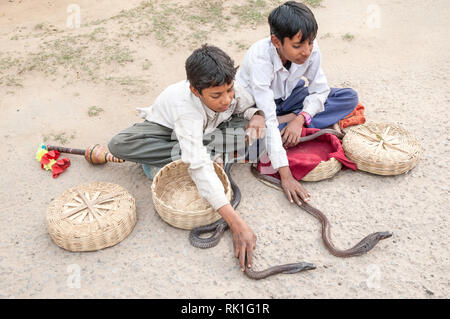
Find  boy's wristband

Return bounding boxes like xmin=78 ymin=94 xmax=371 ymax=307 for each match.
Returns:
xmin=300 ymin=111 xmax=312 ymax=126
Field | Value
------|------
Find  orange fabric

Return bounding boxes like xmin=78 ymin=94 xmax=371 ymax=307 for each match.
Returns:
xmin=339 ymin=103 xmax=366 ymax=129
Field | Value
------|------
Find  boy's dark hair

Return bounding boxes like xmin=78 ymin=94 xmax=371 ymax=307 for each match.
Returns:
xmin=185 ymin=44 xmax=238 ymax=94
xmin=268 ymin=1 xmax=318 ymax=44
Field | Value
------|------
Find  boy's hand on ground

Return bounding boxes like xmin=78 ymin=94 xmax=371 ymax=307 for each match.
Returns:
xmin=280 ymin=115 xmax=305 ymax=148
xmin=231 ymin=220 xmax=257 ymax=271
xmin=217 ymin=204 xmax=256 ymax=271
xmin=278 ymin=166 xmax=311 ymax=205
xmin=246 ymin=114 xmax=266 ymax=145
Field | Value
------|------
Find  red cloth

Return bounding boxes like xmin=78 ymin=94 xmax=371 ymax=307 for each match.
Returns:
xmin=40 ymin=150 xmax=60 ymax=169
xmin=51 ymin=158 xmax=71 ymax=178
xmin=339 ymin=103 xmax=366 ymax=129
xmin=39 ymin=150 xmax=70 ymax=178
xmin=257 ymin=128 xmax=357 ymax=180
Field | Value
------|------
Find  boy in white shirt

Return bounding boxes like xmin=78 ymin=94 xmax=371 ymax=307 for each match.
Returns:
xmin=236 ymin=1 xmax=358 ymax=205
xmin=108 ymin=45 xmax=266 ymax=271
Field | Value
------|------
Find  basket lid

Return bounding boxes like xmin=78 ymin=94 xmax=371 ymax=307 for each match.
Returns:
xmin=46 ymin=181 xmax=136 ymax=251
xmin=342 ymin=122 xmax=422 ymax=175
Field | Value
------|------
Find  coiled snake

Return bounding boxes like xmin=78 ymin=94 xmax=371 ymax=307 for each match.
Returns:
xmin=189 ymin=129 xmax=392 ymax=279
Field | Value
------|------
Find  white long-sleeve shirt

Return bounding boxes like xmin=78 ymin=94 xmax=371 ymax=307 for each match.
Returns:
xmin=236 ymin=37 xmax=330 ymax=169
xmin=137 ymin=80 xmax=259 ymax=211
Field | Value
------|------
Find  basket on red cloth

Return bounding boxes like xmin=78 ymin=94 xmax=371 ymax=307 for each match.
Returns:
xmin=257 ymin=128 xmax=357 ymax=182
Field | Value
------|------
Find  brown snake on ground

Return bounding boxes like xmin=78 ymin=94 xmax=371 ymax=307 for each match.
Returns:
xmin=189 ymin=129 xmax=392 ymax=278
xmin=250 ymin=166 xmax=393 ymax=257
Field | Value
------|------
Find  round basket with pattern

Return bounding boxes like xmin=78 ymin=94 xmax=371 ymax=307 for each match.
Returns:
xmin=151 ymin=160 xmax=231 ymax=230
xmin=47 ymin=182 xmax=136 ymax=252
xmin=342 ymin=122 xmax=422 ymax=175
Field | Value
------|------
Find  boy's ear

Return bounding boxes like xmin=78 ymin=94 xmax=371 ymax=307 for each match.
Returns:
xmin=271 ymin=34 xmax=282 ymax=49
xmin=189 ymin=84 xmax=201 ymax=97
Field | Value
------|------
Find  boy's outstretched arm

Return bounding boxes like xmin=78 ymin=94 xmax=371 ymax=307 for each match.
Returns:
xmin=173 ymin=114 xmax=257 ymax=272
xmin=217 ymin=204 xmax=256 ymax=271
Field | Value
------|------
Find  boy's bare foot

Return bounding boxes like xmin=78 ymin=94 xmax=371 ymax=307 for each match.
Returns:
xmin=327 ymin=123 xmax=343 ymax=135
xmin=333 ymin=123 xmax=342 ymax=133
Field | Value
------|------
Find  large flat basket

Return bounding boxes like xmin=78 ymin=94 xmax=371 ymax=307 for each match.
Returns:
xmin=342 ymin=122 xmax=422 ymax=175
xmin=47 ymin=182 xmax=136 ymax=252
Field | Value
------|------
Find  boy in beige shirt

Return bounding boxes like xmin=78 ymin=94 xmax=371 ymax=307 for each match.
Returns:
xmin=108 ymin=45 xmax=266 ymax=271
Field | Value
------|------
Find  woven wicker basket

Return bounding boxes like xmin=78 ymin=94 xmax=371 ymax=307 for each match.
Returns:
xmin=47 ymin=182 xmax=136 ymax=252
xmin=301 ymin=157 xmax=342 ymax=181
xmin=151 ymin=160 xmax=231 ymax=230
xmin=342 ymin=122 xmax=422 ymax=175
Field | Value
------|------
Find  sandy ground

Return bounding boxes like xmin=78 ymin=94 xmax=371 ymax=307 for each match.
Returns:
xmin=0 ymin=0 xmax=449 ymax=299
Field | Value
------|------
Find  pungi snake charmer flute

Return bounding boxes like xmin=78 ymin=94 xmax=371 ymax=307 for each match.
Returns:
xmin=46 ymin=144 xmax=124 ymax=164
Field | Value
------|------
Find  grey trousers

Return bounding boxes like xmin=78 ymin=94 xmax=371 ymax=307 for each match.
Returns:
xmin=108 ymin=116 xmax=253 ymax=167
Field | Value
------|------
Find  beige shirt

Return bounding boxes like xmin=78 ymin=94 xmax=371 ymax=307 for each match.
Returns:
xmin=236 ymin=37 xmax=330 ymax=169
xmin=137 ymin=80 xmax=259 ymax=210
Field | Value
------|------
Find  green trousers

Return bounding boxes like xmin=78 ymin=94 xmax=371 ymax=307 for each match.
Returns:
xmin=108 ymin=116 xmax=250 ymax=167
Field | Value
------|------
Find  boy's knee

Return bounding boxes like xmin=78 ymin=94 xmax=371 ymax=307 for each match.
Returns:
xmin=107 ymin=134 xmax=125 ymax=158
xmin=347 ymin=88 xmax=359 ymax=105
